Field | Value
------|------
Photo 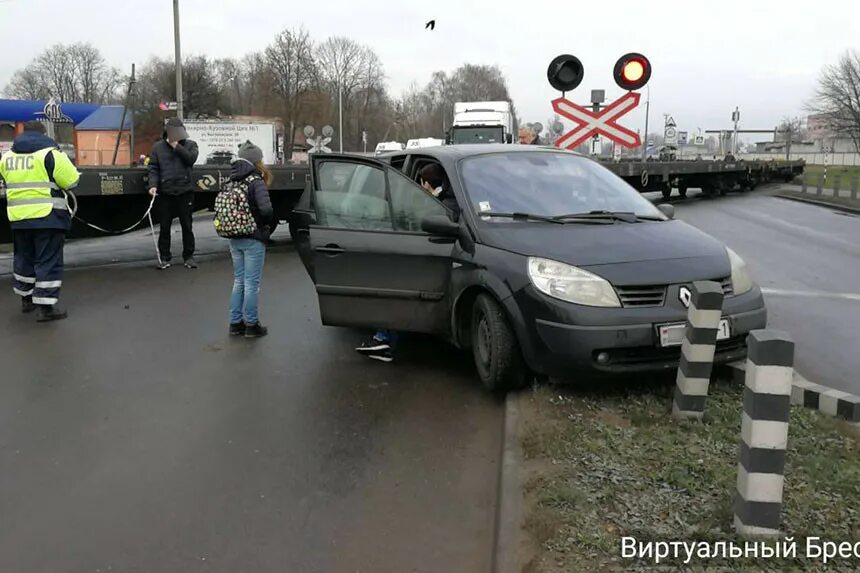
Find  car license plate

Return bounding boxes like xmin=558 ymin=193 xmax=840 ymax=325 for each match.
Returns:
xmin=659 ymin=319 xmax=730 ymax=347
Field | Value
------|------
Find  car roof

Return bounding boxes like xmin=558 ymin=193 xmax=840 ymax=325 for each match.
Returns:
xmin=398 ymin=144 xmax=581 ymax=159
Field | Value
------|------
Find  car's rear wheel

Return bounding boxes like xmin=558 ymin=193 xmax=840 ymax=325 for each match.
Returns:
xmin=471 ymin=294 xmax=527 ymax=392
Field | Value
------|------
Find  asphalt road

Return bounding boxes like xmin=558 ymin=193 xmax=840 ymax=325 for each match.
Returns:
xmin=659 ymin=186 xmax=860 ymax=396
xmin=1 ymin=182 xmax=857 ymax=571
xmin=0 ymin=230 xmax=503 ymax=573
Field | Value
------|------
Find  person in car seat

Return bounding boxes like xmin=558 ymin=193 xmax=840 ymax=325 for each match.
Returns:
xmin=354 ymin=163 xmax=456 ymax=362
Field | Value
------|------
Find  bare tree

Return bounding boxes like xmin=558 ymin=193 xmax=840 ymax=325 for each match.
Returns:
xmin=136 ymin=55 xmax=226 ymax=118
xmin=265 ymin=27 xmax=317 ymax=151
xmin=776 ymin=116 xmax=805 ymax=159
xmin=5 ymin=68 xmax=48 ymax=100
xmin=315 ymin=37 xmax=388 ymax=149
xmin=4 ymin=43 xmax=121 ymax=103
xmin=809 ymin=50 xmax=860 ymax=153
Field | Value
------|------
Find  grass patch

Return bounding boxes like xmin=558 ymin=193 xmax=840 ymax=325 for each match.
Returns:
xmin=803 ymin=164 xmax=860 ymax=181
xmin=777 ymin=189 xmax=860 ymax=211
xmin=519 ymin=380 xmax=860 ymax=572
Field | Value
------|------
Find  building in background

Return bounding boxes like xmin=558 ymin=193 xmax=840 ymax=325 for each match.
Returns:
xmin=805 ymin=113 xmax=856 ymax=152
xmin=74 ymin=106 xmax=133 ymax=166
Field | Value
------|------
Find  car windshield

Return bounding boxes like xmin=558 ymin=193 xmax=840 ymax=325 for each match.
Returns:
xmin=451 ymin=127 xmax=504 ymax=144
xmin=460 ymin=151 xmax=665 ymax=221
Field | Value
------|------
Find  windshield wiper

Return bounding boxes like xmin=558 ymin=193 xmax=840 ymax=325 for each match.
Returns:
xmin=552 ymin=210 xmax=640 ymax=223
xmin=479 ymin=211 xmax=566 ymax=224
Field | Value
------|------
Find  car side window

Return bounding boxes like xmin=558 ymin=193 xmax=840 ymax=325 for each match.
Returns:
xmin=315 ymin=161 xmax=392 ymax=231
xmin=388 ymin=168 xmax=448 ymax=232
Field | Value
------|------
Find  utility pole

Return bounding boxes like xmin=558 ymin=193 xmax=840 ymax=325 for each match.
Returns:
xmin=112 ymin=63 xmax=136 ymax=165
xmin=731 ymin=107 xmax=740 ymax=155
xmin=338 ymin=81 xmax=343 ymax=153
xmin=642 ymin=84 xmax=650 ymax=160
xmin=173 ymin=0 xmax=184 ymax=120
xmin=129 ymin=63 xmax=136 ymax=161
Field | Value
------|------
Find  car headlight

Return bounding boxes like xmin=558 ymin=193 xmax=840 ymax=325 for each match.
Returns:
xmin=727 ymin=247 xmax=753 ymax=295
xmin=527 ymin=257 xmax=621 ymax=307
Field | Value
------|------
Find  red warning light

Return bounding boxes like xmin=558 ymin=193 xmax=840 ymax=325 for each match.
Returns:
xmin=614 ymin=53 xmax=651 ymax=91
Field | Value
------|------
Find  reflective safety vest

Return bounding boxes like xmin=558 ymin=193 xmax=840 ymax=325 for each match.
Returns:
xmin=0 ymin=148 xmax=76 ymax=222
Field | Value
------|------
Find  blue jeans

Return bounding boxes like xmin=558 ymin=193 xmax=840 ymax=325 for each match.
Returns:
xmin=374 ymin=329 xmax=399 ymax=348
xmin=229 ymin=239 xmax=266 ymax=325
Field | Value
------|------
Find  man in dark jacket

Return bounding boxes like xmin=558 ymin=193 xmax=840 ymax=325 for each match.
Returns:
xmin=148 ymin=117 xmax=199 ymax=269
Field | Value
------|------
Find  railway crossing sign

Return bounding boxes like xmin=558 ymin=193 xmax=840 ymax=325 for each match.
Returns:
xmin=552 ymin=92 xmax=642 ymax=150
xmin=305 ymin=125 xmax=334 ymax=153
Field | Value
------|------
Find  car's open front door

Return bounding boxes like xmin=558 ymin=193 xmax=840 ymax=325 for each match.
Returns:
xmin=304 ymin=154 xmax=456 ymax=335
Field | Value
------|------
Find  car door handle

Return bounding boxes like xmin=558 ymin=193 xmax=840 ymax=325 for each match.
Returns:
xmin=315 ymin=244 xmax=345 ymax=255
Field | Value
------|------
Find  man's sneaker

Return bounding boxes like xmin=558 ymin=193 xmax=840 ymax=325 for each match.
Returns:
xmin=36 ymin=305 xmax=68 ymax=322
xmin=156 ymin=261 xmax=171 ymax=270
xmin=229 ymin=322 xmax=246 ymax=336
xmin=184 ymin=258 xmax=198 ymax=269
xmin=366 ymin=347 xmax=394 ymax=363
xmin=245 ymin=323 xmax=268 ymax=338
xmin=21 ymin=296 xmax=36 ymax=314
xmin=355 ymin=337 xmax=391 ymax=354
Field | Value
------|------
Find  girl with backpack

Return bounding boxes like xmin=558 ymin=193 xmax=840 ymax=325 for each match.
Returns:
xmin=218 ymin=141 xmax=275 ymax=338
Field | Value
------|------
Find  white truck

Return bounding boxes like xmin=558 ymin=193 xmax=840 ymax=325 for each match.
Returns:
xmin=449 ymin=101 xmax=515 ymax=145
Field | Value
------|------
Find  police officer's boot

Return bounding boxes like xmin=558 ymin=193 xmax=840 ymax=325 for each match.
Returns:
xmin=21 ymin=296 xmax=36 ymax=314
xmin=36 ymin=305 xmax=68 ymax=322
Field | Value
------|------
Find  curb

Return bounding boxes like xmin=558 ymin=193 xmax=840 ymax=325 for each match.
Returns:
xmin=492 ymin=391 xmax=522 ymax=573
xmin=774 ymin=193 xmax=860 ymax=215
xmin=727 ymin=361 xmax=859 ymax=424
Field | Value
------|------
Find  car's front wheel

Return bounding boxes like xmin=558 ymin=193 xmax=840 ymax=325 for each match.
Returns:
xmin=471 ymin=294 xmax=527 ymax=392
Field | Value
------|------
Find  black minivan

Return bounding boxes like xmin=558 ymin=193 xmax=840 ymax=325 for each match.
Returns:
xmin=291 ymin=145 xmax=766 ymax=391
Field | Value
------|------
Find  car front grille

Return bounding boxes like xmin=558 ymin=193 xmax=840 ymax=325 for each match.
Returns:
xmin=615 ymin=277 xmax=734 ymax=308
xmin=615 ymin=285 xmax=667 ymax=308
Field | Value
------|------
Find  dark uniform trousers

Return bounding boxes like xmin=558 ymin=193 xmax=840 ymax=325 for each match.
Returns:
xmin=12 ymin=229 xmax=65 ymax=305
xmin=157 ymin=192 xmax=195 ymax=262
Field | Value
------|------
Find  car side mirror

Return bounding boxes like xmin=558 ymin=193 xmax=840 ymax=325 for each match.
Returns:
xmin=421 ymin=214 xmax=460 ymax=237
xmin=657 ymin=204 xmax=675 ymax=219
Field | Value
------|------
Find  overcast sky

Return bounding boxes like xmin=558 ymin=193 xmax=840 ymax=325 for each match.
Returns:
xmin=1 ymin=0 xmax=857 ymax=143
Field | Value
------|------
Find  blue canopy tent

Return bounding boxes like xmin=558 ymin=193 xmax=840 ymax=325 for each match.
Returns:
xmin=0 ymin=98 xmax=100 ymax=125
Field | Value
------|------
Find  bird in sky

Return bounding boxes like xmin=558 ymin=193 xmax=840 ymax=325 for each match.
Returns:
xmin=425 ymin=20 xmax=435 ymax=30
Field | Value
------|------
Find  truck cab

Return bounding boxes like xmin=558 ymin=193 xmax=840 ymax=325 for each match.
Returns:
xmin=448 ymin=101 xmax=515 ymax=145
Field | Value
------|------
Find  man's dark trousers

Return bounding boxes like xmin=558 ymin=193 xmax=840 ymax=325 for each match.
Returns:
xmin=157 ymin=192 xmax=195 ymax=262
xmin=12 ymin=229 xmax=65 ymax=305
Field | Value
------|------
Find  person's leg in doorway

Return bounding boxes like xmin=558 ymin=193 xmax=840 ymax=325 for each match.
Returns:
xmin=241 ymin=239 xmax=267 ymax=338
xmin=11 ymin=229 xmax=36 ymax=313
xmin=157 ymin=194 xmax=175 ymax=268
xmin=356 ymin=329 xmax=397 ymax=362
xmin=32 ymin=229 xmax=67 ymax=322
xmin=177 ymin=192 xmax=197 ymax=268
xmin=228 ymin=239 xmax=247 ymax=335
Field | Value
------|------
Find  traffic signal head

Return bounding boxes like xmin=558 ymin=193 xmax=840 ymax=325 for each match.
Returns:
xmin=613 ymin=53 xmax=651 ymax=91
xmin=547 ymin=54 xmax=584 ymax=92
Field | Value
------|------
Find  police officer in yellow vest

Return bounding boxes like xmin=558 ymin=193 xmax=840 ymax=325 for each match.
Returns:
xmin=0 ymin=121 xmax=80 ymax=321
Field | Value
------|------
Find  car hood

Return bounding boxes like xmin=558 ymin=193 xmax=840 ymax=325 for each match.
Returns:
xmin=478 ymin=219 xmax=729 ymax=268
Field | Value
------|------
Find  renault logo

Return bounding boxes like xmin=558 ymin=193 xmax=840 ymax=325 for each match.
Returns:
xmin=679 ymin=286 xmax=692 ymax=308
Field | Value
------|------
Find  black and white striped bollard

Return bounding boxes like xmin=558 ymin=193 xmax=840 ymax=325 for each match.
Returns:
xmin=734 ymin=330 xmax=794 ymax=536
xmin=672 ymin=281 xmax=724 ymax=421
